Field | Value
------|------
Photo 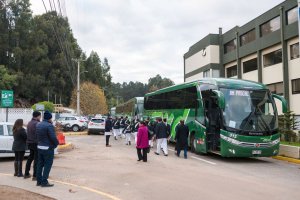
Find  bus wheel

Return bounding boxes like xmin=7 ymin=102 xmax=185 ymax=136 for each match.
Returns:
xmin=190 ymin=134 xmax=196 ymax=153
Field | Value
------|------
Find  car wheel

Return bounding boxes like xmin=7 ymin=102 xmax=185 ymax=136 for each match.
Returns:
xmin=72 ymin=125 xmax=79 ymax=132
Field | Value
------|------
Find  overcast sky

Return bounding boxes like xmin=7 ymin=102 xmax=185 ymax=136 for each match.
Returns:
xmin=30 ymin=0 xmax=284 ymax=84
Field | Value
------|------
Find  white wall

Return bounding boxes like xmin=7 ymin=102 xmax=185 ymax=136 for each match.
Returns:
xmin=185 ymin=45 xmax=220 ymax=74
xmin=287 ymin=37 xmax=300 ymax=115
xmin=185 ymin=72 xmax=203 ymax=82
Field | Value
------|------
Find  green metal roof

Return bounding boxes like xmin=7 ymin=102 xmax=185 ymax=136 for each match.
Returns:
xmin=145 ymin=78 xmax=266 ymax=97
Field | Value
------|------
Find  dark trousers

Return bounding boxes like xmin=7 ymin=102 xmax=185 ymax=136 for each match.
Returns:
xmin=14 ymin=151 xmax=25 ymax=161
xmin=137 ymin=148 xmax=147 ymax=162
xmin=106 ymin=135 xmax=110 ymax=145
xmin=177 ymin=147 xmax=188 ymax=158
xmin=37 ymin=149 xmax=54 ymax=185
xmin=25 ymin=143 xmax=38 ymax=177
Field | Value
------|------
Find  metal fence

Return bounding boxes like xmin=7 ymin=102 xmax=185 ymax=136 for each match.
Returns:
xmin=0 ymin=108 xmax=33 ymax=124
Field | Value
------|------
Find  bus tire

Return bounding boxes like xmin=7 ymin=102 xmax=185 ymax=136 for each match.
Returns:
xmin=190 ymin=133 xmax=196 ymax=153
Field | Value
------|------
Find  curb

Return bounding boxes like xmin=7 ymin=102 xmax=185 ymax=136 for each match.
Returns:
xmin=57 ymin=143 xmax=74 ymax=151
xmin=272 ymin=156 xmax=300 ymax=164
xmin=63 ymin=132 xmax=88 ymax=136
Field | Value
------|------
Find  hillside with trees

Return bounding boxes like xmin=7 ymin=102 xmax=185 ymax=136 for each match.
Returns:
xmin=0 ymin=0 xmax=174 ymax=110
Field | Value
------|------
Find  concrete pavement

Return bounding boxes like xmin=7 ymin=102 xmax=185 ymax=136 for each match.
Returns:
xmin=1 ymin=135 xmax=300 ymax=200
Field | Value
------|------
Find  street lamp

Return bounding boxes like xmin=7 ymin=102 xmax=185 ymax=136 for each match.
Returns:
xmin=72 ymin=58 xmax=87 ymax=116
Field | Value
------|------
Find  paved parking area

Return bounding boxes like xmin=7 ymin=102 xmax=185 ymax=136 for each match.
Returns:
xmin=1 ymin=135 xmax=300 ymax=200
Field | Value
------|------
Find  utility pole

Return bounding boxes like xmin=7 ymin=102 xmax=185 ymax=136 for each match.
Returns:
xmin=77 ymin=59 xmax=80 ymax=116
xmin=72 ymin=58 xmax=87 ymax=116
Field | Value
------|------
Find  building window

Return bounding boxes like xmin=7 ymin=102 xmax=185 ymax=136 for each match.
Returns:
xmin=260 ymin=16 xmax=280 ymax=37
xmin=267 ymin=82 xmax=284 ymax=95
xmin=240 ymin=29 xmax=256 ymax=46
xmin=290 ymin=43 xmax=299 ymax=60
xmin=224 ymin=39 xmax=237 ymax=54
xmin=226 ymin=65 xmax=237 ymax=78
xmin=203 ymin=70 xmax=210 ymax=78
xmin=287 ymin=7 xmax=297 ymax=25
xmin=212 ymin=69 xmax=220 ymax=78
xmin=292 ymin=79 xmax=300 ymax=94
xmin=243 ymin=58 xmax=257 ymax=73
xmin=263 ymin=49 xmax=282 ymax=67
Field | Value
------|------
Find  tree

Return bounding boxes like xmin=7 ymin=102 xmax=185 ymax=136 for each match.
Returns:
xmin=70 ymin=82 xmax=108 ymax=115
xmin=0 ymin=65 xmax=17 ymax=89
xmin=278 ymin=111 xmax=299 ymax=142
xmin=148 ymin=74 xmax=174 ymax=92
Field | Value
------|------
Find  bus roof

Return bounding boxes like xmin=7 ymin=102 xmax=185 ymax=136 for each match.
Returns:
xmin=145 ymin=78 xmax=266 ymax=96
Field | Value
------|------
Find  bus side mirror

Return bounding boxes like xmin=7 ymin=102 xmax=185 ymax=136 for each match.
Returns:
xmin=212 ymin=90 xmax=225 ymax=110
xmin=272 ymin=94 xmax=288 ymax=113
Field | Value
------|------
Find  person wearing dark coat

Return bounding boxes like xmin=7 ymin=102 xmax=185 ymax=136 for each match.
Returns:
xmin=113 ymin=117 xmax=120 ymax=140
xmin=105 ymin=117 xmax=113 ymax=147
xmin=12 ymin=119 xmax=27 ymax=177
xmin=175 ymin=120 xmax=190 ymax=159
xmin=36 ymin=111 xmax=59 ymax=187
xmin=24 ymin=111 xmax=41 ymax=180
xmin=154 ymin=118 xmax=168 ymax=156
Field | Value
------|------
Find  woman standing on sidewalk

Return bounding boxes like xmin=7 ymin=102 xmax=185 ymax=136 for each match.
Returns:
xmin=136 ymin=121 xmax=149 ymax=162
xmin=12 ymin=119 xmax=27 ymax=177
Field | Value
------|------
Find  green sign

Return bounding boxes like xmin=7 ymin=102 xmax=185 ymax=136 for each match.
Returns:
xmin=1 ymin=90 xmax=14 ymax=108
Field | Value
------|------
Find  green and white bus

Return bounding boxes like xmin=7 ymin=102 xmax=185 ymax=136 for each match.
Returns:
xmin=115 ymin=97 xmax=144 ymax=120
xmin=144 ymin=78 xmax=287 ymax=157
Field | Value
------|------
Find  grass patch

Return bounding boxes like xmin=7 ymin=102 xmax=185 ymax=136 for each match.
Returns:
xmin=281 ymin=141 xmax=300 ymax=147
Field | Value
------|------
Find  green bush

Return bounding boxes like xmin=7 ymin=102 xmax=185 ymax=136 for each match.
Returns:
xmin=278 ymin=111 xmax=299 ymax=142
xmin=32 ymin=101 xmax=54 ymax=113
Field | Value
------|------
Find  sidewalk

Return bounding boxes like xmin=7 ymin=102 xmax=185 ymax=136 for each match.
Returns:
xmin=0 ymin=173 xmax=117 ymax=200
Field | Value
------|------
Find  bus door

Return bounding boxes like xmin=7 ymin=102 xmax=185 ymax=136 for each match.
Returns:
xmin=201 ymin=90 xmax=222 ymax=152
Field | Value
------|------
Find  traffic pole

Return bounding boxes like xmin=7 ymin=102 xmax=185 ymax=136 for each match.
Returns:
xmin=5 ymin=108 xmax=8 ymax=122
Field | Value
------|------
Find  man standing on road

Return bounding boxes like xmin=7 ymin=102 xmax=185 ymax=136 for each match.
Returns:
xmin=36 ymin=111 xmax=59 ymax=187
xmin=24 ymin=111 xmax=41 ymax=180
xmin=175 ymin=120 xmax=189 ymax=159
xmin=105 ymin=116 xmax=113 ymax=147
xmin=154 ymin=118 xmax=168 ymax=156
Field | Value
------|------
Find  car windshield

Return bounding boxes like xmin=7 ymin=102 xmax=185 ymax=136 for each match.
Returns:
xmin=91 ymin=119 xmax=104 ymax=123
xmin=7 ymin=125 xmax=13 ymax=136
xmin=220 ymin=88 xmax=278 ymax=133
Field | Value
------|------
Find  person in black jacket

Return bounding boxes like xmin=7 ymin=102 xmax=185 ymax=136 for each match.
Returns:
xmin=36 ymin=111 xmax=59 ymax=187
xmin=175 ymin=120 xmax=189 ymax=159
xmin=154 ymin=118 xmax=168 ymax=156
xmin=12 ymin=119 xmax=27 ymax=177
xmin=105 ymin=116 xmax=113 ymax=147
xmin=24 ymin=111 xmax=41 ymax=180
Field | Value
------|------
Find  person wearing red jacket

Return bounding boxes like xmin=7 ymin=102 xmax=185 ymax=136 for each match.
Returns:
xmin=136 ymin=121 xmax=149 ymax=162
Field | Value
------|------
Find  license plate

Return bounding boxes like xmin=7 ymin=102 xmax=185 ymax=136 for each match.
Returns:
xmin=252 ymin=150 xmax=262 ymax=155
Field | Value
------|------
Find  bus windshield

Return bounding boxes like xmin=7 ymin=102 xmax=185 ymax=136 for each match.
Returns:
xmin=220 ymin=88 xmax=278 ymax=133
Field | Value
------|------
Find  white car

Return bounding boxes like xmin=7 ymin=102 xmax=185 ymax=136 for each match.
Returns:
xmin=0 ymin=122 xmax=29 ymax=158
xmin=56 ymin=116 xmax=87 ymax=132
xmin=88 ymin=118 xmax=105 ymax=135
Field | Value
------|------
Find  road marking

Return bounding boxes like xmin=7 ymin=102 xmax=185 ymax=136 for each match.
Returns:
xmin=0 ymin=173 xmax=121 ymax=200
xmin=168 ymin=148 xmax=216 ymax=165
xmin=191 ymin=156 xmax=217 ymax=165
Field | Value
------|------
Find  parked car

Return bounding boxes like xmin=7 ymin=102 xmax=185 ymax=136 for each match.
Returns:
xmin=56 ymin=116 xmax=87 ymax=132
xmin=88 ymin=118 xmax=105 ymax=135
xmin=0 ymin=122 xmax=29 ymax=158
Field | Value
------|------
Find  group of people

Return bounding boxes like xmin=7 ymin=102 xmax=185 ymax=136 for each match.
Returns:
xmin=104 ymin=116 xmax=190 ymax=161
xmin=12 ymin=111 xmax=59 ymax=187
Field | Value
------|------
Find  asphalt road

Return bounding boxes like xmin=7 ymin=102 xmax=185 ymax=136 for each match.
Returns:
xmin=1 ymin=135 xmax=300 ymax=200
